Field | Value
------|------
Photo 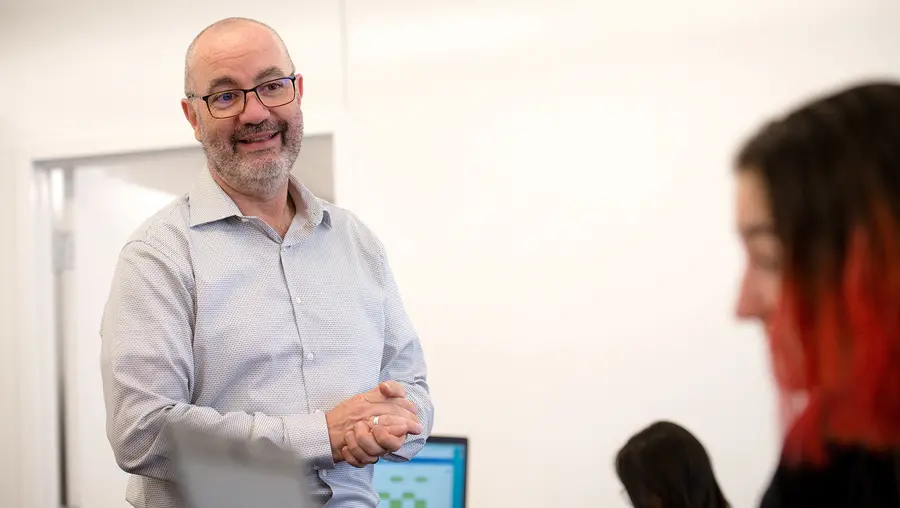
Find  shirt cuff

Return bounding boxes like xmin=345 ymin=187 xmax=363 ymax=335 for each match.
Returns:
xmin=283 ymin=411 xmax=335 ymax=471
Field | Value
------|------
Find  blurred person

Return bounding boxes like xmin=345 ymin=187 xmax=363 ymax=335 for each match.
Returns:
xmin=734 ymin=81 xmax=900 ymax=507
xmin=616 ymin=420 xmax=731 ymax=508
xmin=100 ymin=17 xmax=433 ymax=508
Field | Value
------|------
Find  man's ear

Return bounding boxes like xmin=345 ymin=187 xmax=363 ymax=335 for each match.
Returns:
xmin=295 ymin=73 xmax=304 ymax=104
xmin=181 ymin=99 xmax=202 ymax=142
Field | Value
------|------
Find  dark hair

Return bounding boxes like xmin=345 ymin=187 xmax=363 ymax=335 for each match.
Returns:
xmin=615 ymin=421 xmax=730 ymax=508
xmin=735 ymin=81 xmax=900 ymax=464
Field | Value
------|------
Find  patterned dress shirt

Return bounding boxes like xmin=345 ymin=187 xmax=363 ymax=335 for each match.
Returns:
xmin=100 ymin=168 xmax=434 ymax=508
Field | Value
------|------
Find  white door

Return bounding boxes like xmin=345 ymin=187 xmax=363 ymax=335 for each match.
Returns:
xmin=69 ymin=155 xmax=200 ymax=508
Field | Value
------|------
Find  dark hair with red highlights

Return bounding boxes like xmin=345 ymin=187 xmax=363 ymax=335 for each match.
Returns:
xmin=735 ymin=81 xmax=900 ymax=466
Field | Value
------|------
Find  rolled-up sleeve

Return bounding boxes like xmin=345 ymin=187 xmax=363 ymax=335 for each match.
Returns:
xmin=376 ymin=252 xmax=435 ymax=462
xmin=100 ymin=239 xmax=335 ymax=481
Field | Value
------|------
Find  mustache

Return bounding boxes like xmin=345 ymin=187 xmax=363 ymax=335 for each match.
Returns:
xmin=231 ymin=120 xmax=289 ymax=144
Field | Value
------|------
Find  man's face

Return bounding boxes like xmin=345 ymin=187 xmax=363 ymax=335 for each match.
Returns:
xmin=181 ymin=24 xmax=303 ymax=197
xmin=734 ymin=170 xmax=782 ymax=328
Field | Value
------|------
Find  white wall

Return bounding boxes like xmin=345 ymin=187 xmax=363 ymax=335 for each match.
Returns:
xmin=0 ymin=120 xmax=23 ymax=508
xmin=341 ymin=1 xmax=900 ymax=506
xmin=3 ymin=1 xmax=900 ymax=507
xmin=0 ymin=0 xmax=344 ymax=154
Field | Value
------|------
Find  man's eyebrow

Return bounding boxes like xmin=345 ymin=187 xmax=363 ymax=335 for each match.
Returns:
xmin=255 ymin=66 xmax=287 ymax=82
xmin=205 ymin=67 xmax=288 ymax=94
xmin=206 ymin=76 xmax=239 ymax=94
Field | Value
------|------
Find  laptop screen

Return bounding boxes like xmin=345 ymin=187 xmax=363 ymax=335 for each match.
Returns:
xmin=372 ymin=436 xmax=468 ymax=508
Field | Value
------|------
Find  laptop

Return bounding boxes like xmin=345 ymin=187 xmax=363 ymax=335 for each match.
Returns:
xmin=373 ymin=435 xmax=469 ymax=508
xmin=168 ymin=424 xmax=315 ymax=508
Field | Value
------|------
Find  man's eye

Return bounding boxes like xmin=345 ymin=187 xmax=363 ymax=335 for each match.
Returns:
xmin=214 ymin=92 xmax=236 ymax=104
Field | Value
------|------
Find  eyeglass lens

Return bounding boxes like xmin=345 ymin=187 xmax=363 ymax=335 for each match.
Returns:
xmin=207 ymin=77 xmax=295 ymax=118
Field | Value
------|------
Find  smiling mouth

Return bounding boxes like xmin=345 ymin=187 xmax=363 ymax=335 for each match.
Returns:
xmin=238 ymin=132 xmax=279 ymax=144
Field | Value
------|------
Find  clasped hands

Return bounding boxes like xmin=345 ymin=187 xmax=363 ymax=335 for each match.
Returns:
xmin=325 ymin=380 xmax=423 ymax=468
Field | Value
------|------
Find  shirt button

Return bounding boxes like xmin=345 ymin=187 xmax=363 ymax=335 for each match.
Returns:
xmin=306 ymin=352 xmax=315 ymax=360
xmin=321 ymin=470 xmax=327 ymax=477
xmin=294 ymin=296 xmax=302 ymax=305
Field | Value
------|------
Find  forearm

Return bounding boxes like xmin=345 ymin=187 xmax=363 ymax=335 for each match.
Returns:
xmin=106 ymin=398 xmax=334 ymax=481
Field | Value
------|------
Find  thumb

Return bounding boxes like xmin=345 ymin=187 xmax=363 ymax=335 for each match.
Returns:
xmin=379 ymin=380 xmax=406 ymax=398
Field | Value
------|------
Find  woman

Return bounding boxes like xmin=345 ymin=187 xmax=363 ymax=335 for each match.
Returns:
xmin=616 ymin=420 xmax=730 ymax=508
xmin=733 ymin=81 xmax=900 ymax=507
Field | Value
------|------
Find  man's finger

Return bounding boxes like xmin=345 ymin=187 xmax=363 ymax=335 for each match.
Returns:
xmin=345 ymin=428 xmax=378 ymax=466
xmin=373 ymin=414 xmax=423 ymax=436
xmin=378 ymin=381 xmax=406 ymax=399
xmin=362 ymin=386 xmax=417 ymax=416
xmin=341 ymin=446 xmax=364 ymax=468
xmin=372 ymin=424 xmax=407 ymax=452
xmin=354 ymin=421 xmax=387 ymax=457
xmin=367 ymin=402 xmax=419 ymax=426
xmin=387 ymin=397 xmax=419 ymax=416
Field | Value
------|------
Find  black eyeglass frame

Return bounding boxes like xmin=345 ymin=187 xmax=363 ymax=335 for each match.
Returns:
xmin=187 ymin=75 xmax=298 ymax=119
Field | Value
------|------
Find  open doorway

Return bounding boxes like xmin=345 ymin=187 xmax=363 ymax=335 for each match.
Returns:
xmin=32 ymin=134 xmax=334 ymax=508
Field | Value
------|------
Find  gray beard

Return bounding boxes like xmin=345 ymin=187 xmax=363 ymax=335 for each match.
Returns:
xmin=200 ymin=114 xmax=304 ymax=197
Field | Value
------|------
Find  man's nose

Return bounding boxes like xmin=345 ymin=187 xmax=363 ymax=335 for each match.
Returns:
xmin=238 ymin=92 xmax=271 ymax=124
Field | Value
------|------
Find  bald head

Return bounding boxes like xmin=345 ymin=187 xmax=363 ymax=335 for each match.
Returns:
xmin=183 ymin=17 xmax=295 ymax=96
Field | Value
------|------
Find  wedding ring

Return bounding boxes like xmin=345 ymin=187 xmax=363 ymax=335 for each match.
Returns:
xmin=373 ymin=415 xmax=380 ymax=426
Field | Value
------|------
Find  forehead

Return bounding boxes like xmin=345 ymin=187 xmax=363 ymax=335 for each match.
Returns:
xmin=736 ymin=170 xmax=771 ymax=223
xmin=735 ymin=169 xmax=778 ymax=241
xmin=191 ymin=24 xmax=290 ymax=89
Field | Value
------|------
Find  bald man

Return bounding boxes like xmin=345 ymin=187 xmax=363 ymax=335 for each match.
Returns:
xmin=100 ymin=17 xmax=434 ymax=508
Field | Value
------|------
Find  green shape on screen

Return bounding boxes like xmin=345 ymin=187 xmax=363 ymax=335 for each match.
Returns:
xmin=390 ymin=476 xmax=404 ymax=483
xmin=415 ymin=476 xmax=428 ymax=483
xmin=378 ymin=492 xmax=430 ymax=507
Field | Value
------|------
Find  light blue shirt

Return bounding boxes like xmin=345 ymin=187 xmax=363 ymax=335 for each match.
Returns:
xmin=100 ymin=168 xmax=434 ymax=508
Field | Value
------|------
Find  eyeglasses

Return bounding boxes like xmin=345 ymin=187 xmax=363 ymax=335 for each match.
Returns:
xmin=188 ymin=76 xmax=299 ymax=119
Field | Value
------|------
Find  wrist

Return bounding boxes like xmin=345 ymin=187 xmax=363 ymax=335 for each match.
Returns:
xmin=324 ymin=411 xmax=345 ymax=462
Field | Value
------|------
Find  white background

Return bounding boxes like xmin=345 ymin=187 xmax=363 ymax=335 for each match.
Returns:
xmin=2 ymin=1 xmax=900 ymax=507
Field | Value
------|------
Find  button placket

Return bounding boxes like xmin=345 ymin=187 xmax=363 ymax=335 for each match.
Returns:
xmin=282 ymin=243 xmax=316 ymax=372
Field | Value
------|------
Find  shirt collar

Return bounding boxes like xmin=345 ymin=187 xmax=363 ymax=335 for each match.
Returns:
xmin=188 ymin=168 xmax=331 ymax=228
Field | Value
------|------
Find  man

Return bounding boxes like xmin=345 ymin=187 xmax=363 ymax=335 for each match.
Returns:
xmin=100 ymin=17 xmax=434 ymax=508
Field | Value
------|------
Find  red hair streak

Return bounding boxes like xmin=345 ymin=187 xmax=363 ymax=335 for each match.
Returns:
xmin=770 ymin=203 xmax=900 ymax=465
